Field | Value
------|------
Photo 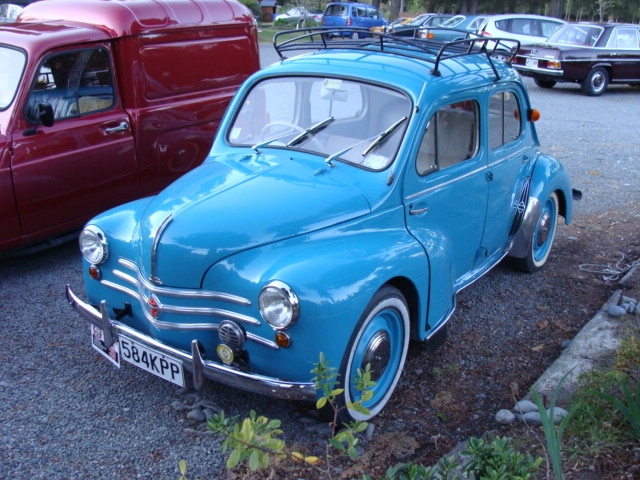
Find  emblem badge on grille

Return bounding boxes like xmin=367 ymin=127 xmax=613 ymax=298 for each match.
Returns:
xmin=216 ymin=344 xmax=234 ymax=364
xmin=148 ymin=294 xmax=161 ymax=318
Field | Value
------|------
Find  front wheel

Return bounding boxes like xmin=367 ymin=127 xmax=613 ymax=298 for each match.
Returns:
xmin=337 ymin=286 xmax=410 ymax=423
xmin=514 ymin=192 xmax=559 ymax=273
xmin=581 ymin=67 xmax=608 ymax=96
xmin=534 ymin=78 xmax=556 ymax=89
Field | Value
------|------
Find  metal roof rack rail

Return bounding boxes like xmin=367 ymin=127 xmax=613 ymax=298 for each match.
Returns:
xmin=272 ymin=27 xmax=521 ymax=79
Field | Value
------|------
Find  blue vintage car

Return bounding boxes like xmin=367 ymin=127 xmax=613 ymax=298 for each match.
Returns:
xmin=67 ymin=30 xmax=580 ymax=422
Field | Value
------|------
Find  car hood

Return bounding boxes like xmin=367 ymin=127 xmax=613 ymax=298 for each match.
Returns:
xmin=137 ymin=153 xmax=371 ymax=288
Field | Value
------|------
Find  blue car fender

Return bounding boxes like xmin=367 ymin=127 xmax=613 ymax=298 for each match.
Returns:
xmin=203 ymin=214 xmax=430 ymax=375
xmin=509 ymin=153 xmax=577 ymax=258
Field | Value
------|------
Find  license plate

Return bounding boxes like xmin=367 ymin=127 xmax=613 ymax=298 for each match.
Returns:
xmin=91 ymin=325 xmax=121 ymax=367
xmin=119 ymin=335 xmax=185 ymax=387
xmin=525 ymin=58 xmax=538 ymax=68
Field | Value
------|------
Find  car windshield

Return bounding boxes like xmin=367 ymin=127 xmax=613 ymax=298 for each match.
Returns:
xmin=228 ymin=76 xmax=412 ymax=171
xmin=0 ymin=46 xmax=26 ymax=110
xmin=547 ymin=24 xmax=603 ymax=46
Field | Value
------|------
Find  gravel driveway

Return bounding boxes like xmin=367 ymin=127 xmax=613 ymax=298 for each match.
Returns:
xmin=1 ymin=45 xmax=639 ymax=480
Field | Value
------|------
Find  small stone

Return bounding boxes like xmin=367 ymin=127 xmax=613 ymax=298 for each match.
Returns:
xmin=608 ymin=304 xmax=627 ymax=317
xmin=202 ymin=408 xmax=217 ymax=419
xmin=521 ymin=411 xmax=543 ymax=425
xmin=561 ymin=339 xmax=572 ymax=349
xmin=314 ymin=422 xmax=334 ymax=436
xmin=297 ymin=415 xmax=318 ymax=425
xmin=171 ymin=400 xmax=190 ymax=411
xmin=495 ymin=409 xmax=515 ymax=425
xmin=365 ymin=423 xmax=375 ymax=441
xmin=187 ymin=408 xmax=206 ymax=422
xmin=513 ymin=399 xmax=538 ymax=414
xmin=549 ymin=407 xmax=569 ymax=423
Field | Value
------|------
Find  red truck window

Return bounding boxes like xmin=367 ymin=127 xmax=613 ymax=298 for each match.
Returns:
xmin=26 ymin=48 xmax=115 ymax=122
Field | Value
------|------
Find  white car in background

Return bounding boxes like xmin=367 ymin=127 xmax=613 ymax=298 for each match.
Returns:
xmin=477 ymin=14 xmax=565 ymax=45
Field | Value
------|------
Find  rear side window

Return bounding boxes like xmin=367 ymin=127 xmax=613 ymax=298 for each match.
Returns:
xmin=540 ymin=20 xmax=563 ymax=37
xmin=417 ymin=100 xmax=480 ymax=176
xmin=489 ymin=92 xmax=521 ymax=150
xmin=26 ymin=48 xmax=115 ymax=122
xmin=510 ymin=18 xmax=535 ymax=36
xmin=325 ymin=4 xmax=347 ymax=16
xmin=494 ymin=19 xmax=508 ymax=32
xmin=607 ymin=27 xmax=640 ymax=49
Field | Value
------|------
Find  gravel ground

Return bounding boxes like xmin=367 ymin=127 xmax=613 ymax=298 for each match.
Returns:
xmin=1 ymin=47 xmax=639 ymax=480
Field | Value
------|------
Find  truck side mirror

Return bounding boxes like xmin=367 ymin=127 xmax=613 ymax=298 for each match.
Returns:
xmin=38 ymin=103 xmax=55 ymax=127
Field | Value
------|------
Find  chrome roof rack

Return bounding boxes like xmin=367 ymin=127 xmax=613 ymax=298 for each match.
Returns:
xmin=273 ymin=27 xmax=521 ymax=79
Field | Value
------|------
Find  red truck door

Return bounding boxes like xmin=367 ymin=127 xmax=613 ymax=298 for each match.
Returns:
xmin=10 ymin=46 xmax=137 ymax=238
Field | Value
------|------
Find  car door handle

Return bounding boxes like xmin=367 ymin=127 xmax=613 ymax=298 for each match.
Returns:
xmin=409 ymin=205 xmax=429 ymax=215
xmin=104 ymin=121 xmax=129 ymax=133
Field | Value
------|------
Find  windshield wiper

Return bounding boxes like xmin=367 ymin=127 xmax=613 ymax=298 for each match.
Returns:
xmin=252 ymin=134 xmax=291 ymax=153
xmin=252 ymin=117 xmax=335 ymax=153
xmin=287 ymin=116 xmax=334 ymax=147
xmin=361 ymin=116 xmax=407 ymax=157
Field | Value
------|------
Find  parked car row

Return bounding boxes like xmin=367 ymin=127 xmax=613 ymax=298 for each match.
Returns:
xmin=370 ymin=11 xmax=640 ymax=96
xmin=274 ymin=6 xmax=322 ymax=24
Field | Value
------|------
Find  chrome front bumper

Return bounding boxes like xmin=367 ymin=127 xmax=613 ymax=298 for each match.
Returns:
xmin=65 ymin=284 xmax=316 ymax=401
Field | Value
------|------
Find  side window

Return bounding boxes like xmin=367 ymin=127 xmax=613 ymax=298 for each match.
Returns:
xmin=416 ymin=100 xmax=479 ymax=176
xmin=489 ymin=92 xmax=521 ymax=150
xmin=494 ymin=19 xmax=507 ymax=32
xmin=511 ymin=19 xmax=532 ymax=35
xmin=26 ymin=48 xmax=114 ymax=123
xmin=541 ymin=20 xmax=562 ymax=38
xmin=607 ymin=28 xmax=639 ymax=49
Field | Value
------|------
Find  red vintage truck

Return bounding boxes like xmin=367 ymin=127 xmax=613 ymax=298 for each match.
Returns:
xmin=0 ymin=0 xmax=259 ymax=254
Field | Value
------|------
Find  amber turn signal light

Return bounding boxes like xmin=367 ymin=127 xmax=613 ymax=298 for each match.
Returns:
xmin=275 ymin=331 xmax=291 ymax=348
xmin=88 ymin=265 xmax=101 ymax=280
xmin=529 ymin=109 xmax=541 ymax=122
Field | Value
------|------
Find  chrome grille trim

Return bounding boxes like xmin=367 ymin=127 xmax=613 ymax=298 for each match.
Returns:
xmin=118 ymin=259 xmax=251 ymax=305
xmin=98 ymin=258 xmax=275 ymax=346
xmin=150 ymin=214 xmax=173 ymax=285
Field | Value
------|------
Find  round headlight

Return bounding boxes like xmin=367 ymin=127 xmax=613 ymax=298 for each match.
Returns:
xmin=79 ymin=225 xmax=109 ymax=265
xmin=259 ymin=281 xmax=299 ymax=329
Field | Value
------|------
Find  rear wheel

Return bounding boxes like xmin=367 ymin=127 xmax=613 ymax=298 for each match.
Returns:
xmin=514 ymin=192 xmax=559 ymax=273
xmin=337 ymin=286 xmax=410 ymax=423
xmin=581 ymin=67 xmax=608 ymax=96
xmin=534 ymin=78 xmax=556 ymax=89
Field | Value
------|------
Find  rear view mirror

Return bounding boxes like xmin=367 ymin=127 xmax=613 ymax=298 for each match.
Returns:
xmin=320 ymin=87 xmax=348 ymax=102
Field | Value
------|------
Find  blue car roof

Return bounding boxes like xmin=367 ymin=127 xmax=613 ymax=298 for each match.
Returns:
xmin=265 ymin=31 xmax=522 ymax=100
